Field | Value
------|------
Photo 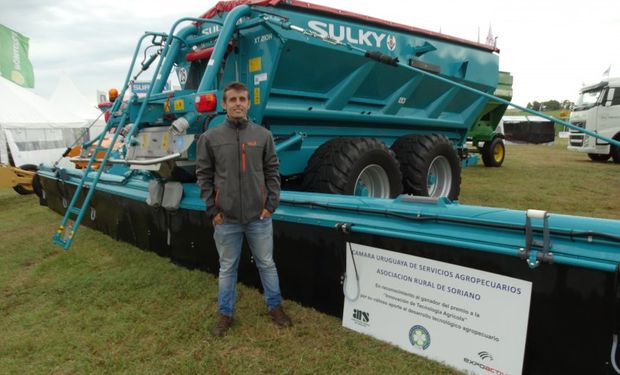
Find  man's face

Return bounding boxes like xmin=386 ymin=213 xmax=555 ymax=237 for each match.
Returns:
xmin=222 ymin=88 xmax=250 ymax=120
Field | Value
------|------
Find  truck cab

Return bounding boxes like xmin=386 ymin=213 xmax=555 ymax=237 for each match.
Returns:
xmin=568 ymin=77 xmax=620 ymax=162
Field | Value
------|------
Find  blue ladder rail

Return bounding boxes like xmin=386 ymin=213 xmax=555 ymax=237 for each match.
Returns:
xmin=51 ymin=30 xmax=161 ymax=250
xmin=52 ymin=110 xmax=129 ymax=250
xmin=51 ymin=16 xmax=217 ymax=250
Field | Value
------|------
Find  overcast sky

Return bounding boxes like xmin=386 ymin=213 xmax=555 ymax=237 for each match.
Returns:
xmin=1 ymin=0 xmax=619 ymax=106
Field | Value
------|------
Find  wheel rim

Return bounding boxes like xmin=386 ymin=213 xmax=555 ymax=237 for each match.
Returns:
xmin=354 ymin=164 xmax=391 ymax=198
xmin=493 ymin=143 xmax=504 ymax=162
xmin=427 ymin=156 xmax=452 ymax=197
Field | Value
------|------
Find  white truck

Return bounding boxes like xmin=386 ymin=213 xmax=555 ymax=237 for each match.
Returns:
xmin=568 ymin=77 xmax=620 ymax=162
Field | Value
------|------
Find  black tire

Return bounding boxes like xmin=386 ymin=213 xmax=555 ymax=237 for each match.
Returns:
xmin=481 ymin=137 xmax=506 ymax=167
xmin=587 ymin=153 xmax=611 ymax=162
xmin=12 ymin=164 xmax=37 ymax=195
xmin=302 ymin=137 xmax=402 ymax=198
xmin=611 ymin=134 xmax=620 ymax=164
xmin=391 ymin=134 xmax=461 ymax=200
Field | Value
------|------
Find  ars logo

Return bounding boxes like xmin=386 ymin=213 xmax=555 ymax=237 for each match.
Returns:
xmin=353 ymin=309 xmax=370 ymax=323
xmin=387 ymin=35 xmax=397 ymax=51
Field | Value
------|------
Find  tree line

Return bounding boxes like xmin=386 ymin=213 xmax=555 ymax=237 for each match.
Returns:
xmin=526 ymin=100 xmax=574 ymax=111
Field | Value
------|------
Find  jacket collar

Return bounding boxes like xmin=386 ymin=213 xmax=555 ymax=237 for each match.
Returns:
xmin=224 ymin=117 xmax=249 ymax=130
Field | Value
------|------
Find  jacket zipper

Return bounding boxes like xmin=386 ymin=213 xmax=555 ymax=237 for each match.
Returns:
xmin=237 ymin=128 xmax=243 ymax=221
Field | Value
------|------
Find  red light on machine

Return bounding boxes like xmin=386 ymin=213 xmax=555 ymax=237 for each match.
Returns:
xmin=195 ymin=93 xmax=217 ymax=112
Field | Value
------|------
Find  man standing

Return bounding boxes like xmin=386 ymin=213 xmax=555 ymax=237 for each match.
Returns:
xmin=196 ymin=82 xmax=292 ymax=337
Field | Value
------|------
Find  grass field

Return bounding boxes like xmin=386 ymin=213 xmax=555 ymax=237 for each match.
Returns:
xmin=461 ymin=138 xmax=619 ymax=219
xmin=1 ymin=138 xmax=618 ymax=374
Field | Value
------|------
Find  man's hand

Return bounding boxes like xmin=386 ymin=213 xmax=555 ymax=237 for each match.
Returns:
xmin=212 ymin=212 xmax=224 ymax=226
xmin=260 ymin=208 xmax=272 ymax=220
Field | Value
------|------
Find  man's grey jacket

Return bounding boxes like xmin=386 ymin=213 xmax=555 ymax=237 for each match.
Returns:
xmin=195 ymin=118 xmax=280 ymax=224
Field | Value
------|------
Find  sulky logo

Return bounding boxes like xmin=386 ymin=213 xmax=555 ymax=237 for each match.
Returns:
xmin=176 ymin=67 xmax=188 ymax=85
xmin=201 ymin=25 xmax=221 ymax=36
xmin=352 ymin=309 xmax=370 ymax=323
xmin=408 ymin=325 xmax=431 ymax=350
xmin=308 ymin=20 xmax=397 ymax=51
xmin=386 ymin=35 xmax=396 ymax=51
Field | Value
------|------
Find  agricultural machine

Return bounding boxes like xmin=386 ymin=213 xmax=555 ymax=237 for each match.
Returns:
xmin=468 ymin=71 xmax=513 ymax=167
xmin=35 ymin=1 xmax=620 ymax=373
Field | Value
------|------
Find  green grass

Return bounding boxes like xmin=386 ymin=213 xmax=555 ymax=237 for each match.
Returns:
xmin=461 ymin=138 xmax=619 ymax=219
xmin=1 ymin=139 xmax=618 ymax=374
xmin=0 ymin=193 xmax=459 ymax=374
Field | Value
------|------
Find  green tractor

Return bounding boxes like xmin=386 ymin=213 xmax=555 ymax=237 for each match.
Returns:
xmin=468 ymin=71 xmax=513 ymax=167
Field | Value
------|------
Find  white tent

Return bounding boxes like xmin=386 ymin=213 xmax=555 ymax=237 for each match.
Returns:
xmin=0 ymin=77 xmax=89 ymax=168
xmin=49 ymin=72 xmax=106 ymax=138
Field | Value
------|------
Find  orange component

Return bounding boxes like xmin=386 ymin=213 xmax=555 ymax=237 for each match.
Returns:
xmin=242 ymin=143 xmax=246 ymax=173
xmin=67 ymin=136 xmax=119 ymax=170
xmin=108 ymin=88 xmax=119 ymax=102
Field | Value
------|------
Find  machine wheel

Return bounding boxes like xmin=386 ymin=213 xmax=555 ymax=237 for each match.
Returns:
xmin=587 ymin=153 xmax=611 ymax=162
xmin=611 ymin=134 xmax=620 ymax=164
xmin=302 ymin=137 xmax=402 ymax=198
xmin=481 ymin=137 xmax=506 ymax=167
xmin=12 ymin=164 xmax=37 ymax=195
xmin=391 ymin=134 xmax=461 ymax=200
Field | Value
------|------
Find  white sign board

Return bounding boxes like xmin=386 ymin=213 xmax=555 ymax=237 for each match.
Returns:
xmin=343 ymin=243 xmax=532 ymax=375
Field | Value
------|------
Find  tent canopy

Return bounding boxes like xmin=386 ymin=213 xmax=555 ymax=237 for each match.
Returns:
xmin=49 ymin=72 xmax=105 ymax=124
xmin=0 ymin=76 xmax=86 ymax=129
xmin=0 ymin=77 xmax=89 ymax=167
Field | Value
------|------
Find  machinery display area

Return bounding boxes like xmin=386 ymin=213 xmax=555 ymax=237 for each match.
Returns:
xmin=33 ymin=1 xmax=620 ymax=373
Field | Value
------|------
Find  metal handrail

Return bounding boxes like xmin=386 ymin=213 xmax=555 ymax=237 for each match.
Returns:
xmin=69 ymin=153 xmax=181 ymax=166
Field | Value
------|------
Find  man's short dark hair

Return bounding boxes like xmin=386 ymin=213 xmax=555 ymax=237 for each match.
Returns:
xmin=223 ymin=81 xmax=249 ymax=100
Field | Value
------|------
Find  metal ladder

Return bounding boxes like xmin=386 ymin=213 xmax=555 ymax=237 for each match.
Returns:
xmin=50 ymin=8 xmax=239 ymax=249
xmin=51 ymin=31 xmax=171 ymax=250
xmin=52 ymin=108 xmax=129 ymax=250
xmin=51 ymin=15 xmax=216 ymax=250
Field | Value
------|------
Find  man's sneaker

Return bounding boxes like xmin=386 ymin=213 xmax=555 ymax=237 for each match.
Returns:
xmin=269 ymin=305 xmax=292 ymax=327
xmin=211 ymin=314 xmax=233 ymax=337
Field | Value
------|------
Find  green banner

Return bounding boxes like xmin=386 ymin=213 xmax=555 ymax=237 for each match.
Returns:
xmin=0 ymin=24 xmax=34 ymax=88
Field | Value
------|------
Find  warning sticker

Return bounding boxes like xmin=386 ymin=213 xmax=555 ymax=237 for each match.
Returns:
xmin=173 ymin=99 xmax=185 ymax=111
xmin=249 ymin=57 xmax=262 ymax=72
xmin=254 ymin=73 xmax=268 ymax=85
xmin=254 ymin=88 xmax=260 ymax=105
xmin=162 ymin=132 xmax=169 ymax=150
xmin=141 ymin=133 xmax=147 ymax=151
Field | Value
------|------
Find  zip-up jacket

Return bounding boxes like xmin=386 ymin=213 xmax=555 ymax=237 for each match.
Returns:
xmin=195 ymin=118 xmax=280 ymax=224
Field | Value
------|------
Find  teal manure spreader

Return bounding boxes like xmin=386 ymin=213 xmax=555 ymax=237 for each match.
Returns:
xmin=35 ymin=1 xmax=620 ymax=373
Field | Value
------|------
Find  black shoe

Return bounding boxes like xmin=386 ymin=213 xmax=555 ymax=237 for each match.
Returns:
xmin=269 ymin=306 xmax=292 ymax=327
xmin=211 ymin=314 xmax=233 ymax=337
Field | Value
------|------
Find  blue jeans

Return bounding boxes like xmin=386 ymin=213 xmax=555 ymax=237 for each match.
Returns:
xmin=213 ymin=217 xmax=282 ymax=317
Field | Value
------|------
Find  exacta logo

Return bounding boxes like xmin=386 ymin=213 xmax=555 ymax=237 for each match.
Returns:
xmin=308 ymin=20 xmax=396 ymax=50
xmin=463 ymin=355 xmax=509 ymax=375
